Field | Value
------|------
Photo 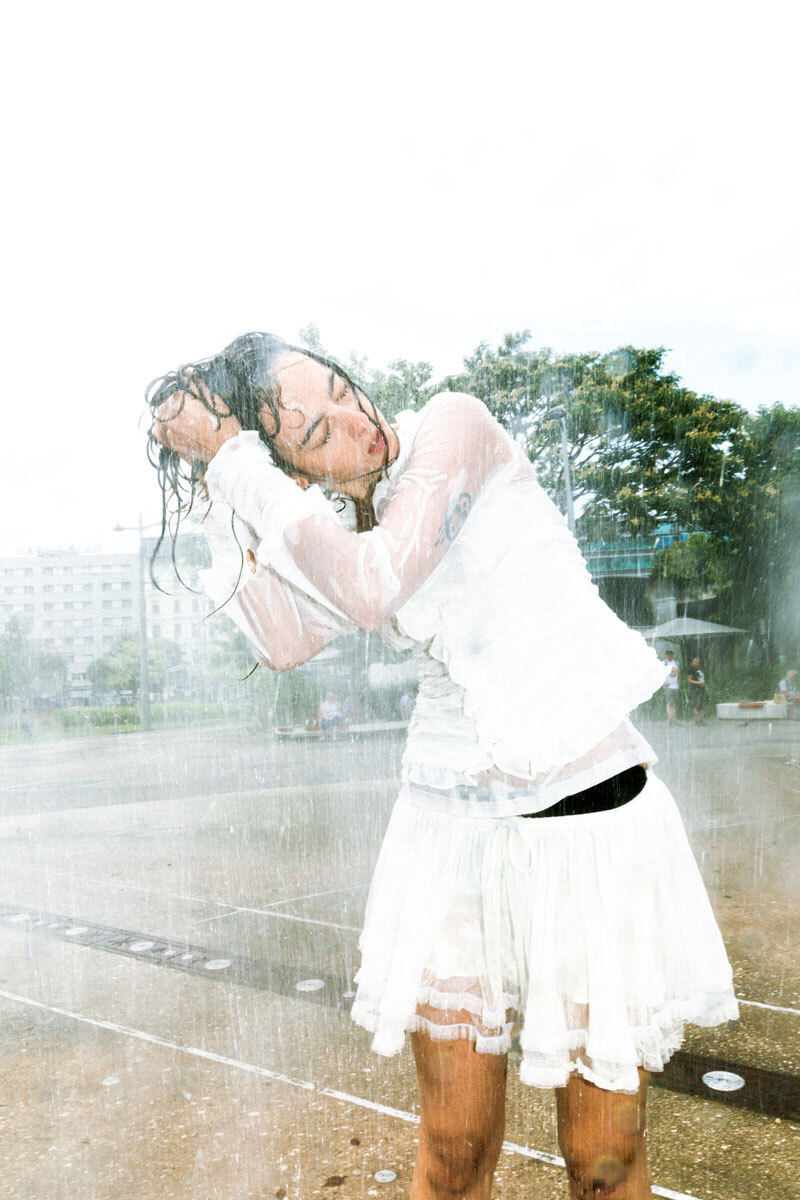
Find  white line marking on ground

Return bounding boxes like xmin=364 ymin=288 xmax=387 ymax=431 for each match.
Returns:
xmin=0 ymin=988 xmax=706 ymax=1200
xmin=232 ymin=906 xmax=361 ymax=932
xmin=689 ymin=810 xmax=800 ymax=832
xmin=193 ymin=908 xmax=242 ymax=925
xmin=738 ymin=997 xmax=800 ymax=1017
xmin=262 ymin=883 xmax=369 ymax=908
xmin=1 ymin=866 xmax=364 ymax=931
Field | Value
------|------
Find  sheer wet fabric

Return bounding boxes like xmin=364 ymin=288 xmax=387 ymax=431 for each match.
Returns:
xmin=200 ymin=393 xmax=668 ymax=806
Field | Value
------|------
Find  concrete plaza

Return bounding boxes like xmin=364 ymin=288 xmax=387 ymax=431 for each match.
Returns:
xmin=0 ymin=717 xmax=797 ymax=1199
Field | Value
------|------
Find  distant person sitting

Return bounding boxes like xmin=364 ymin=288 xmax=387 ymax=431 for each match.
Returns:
xmin=777 ymin=670 xmax=798 ymax=718
xmin=686 ymin=657 xmax=707 ymax=725
xmin=662 ymin=649 xmax=680 ymax=721
xmin=318 ymin=692 xmax=344 ymax=730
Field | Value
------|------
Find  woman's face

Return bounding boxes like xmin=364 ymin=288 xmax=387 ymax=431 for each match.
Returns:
xmin=264 ymin=352 xmax=398 ymax=501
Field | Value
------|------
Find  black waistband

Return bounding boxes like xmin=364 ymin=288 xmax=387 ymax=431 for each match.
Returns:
xmin=520 ymin=765 xmax=648 ymax=819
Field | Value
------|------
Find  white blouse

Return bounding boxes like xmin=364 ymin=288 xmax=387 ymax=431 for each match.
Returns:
xmin=199 ymin=393 xmax=666 ymax=817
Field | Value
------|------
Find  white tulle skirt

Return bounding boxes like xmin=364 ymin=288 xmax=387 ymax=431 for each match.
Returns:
xmin=351 ymin=771 xmax=738 ymax=1093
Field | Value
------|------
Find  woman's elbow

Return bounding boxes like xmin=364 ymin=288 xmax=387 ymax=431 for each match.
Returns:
xmin=265 ymin=646 xmax=315 ymax=672
xmin=344 ymin=603 xmax=388 ymax=633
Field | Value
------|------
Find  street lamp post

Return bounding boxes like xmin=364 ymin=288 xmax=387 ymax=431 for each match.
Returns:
xmin=539 ymin=405 xmax=576 ymax=535
xmin=114 ymin=515 xmax=157 ymax=732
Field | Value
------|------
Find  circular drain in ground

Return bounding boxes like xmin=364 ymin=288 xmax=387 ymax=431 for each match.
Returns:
xmin=702 ymin=1070 xmax=745 ymax=1092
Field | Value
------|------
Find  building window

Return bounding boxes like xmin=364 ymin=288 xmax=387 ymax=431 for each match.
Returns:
xmin=44 ymin=585 xmax=53 ymax=593
xmin=152 ymin=624 xmax=161 ymax=638
xmin=24 ymin=586 xmax=34 ymax=594
xmin=174 ymin=625 xmax=182 ymax=640
xmin=102 ymin=582 xmax=112 ymax=591
xmin=102 ymin=600 xmax=111 ymax=609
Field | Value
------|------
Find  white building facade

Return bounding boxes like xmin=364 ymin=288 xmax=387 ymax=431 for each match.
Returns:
xmin=0 ymin=550 xmax=140 ymax=694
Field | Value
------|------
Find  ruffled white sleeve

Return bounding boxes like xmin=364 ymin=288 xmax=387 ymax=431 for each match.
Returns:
xmin=205 ymin=393 xmax=514 ymax=633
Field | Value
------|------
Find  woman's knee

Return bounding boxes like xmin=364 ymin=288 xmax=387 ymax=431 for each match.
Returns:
xmin=557 ymin=1077 xmax=648 ymax=1197
xmin=559 ymin=1138 xmax=642 ymax=1198
xmin=419 ymin=1128 xmax=499 ymax=1198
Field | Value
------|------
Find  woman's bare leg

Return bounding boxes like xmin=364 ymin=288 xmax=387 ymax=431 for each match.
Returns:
xmin=556 ymin=1068 xmax=651 ymax=1199
xmin=410 ymin=1010 xmax=507 ymax=1200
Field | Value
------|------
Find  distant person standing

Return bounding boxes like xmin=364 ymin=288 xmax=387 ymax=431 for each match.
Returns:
xmin=687 ymin=657 xmax=707 ymax=725
xmin=777 ymin=670 xmax=798 ymax=718
xmin=662 ymin=649 xmax=680 ymax=721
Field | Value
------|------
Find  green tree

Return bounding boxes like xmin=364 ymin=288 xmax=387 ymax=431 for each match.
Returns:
xmin=439 ymin=332 xmax=800 ymax=653
xmin=438 ymin=335 xmax=746 ymax=538
xmin=86 ymin=637 xmax=184 ymax=696
xmin=368 ymin=358 xmax=434 ymax=419
xmin=0 ymin=617 xmax=67 ymax=703
xmin=297 ymin=323 xmax=328 ymax=356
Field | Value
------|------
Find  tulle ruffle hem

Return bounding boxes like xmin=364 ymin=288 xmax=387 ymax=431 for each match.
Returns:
xmin=351 ymin=773 xmax=738 ymax=1093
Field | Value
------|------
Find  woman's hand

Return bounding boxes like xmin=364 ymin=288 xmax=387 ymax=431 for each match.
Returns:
xmin=153 ymin=377 xmax=243 ymax=465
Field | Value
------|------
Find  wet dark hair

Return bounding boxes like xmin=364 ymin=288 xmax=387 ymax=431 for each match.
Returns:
xmin=145 ymin=331 xmax=384 ymax=595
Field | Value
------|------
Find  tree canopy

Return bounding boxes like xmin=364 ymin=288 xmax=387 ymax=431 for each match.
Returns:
xmin=0 ymin=616 xmax=67 ymax=704
xmin=300 ymin=325 xmax=793 ymax=655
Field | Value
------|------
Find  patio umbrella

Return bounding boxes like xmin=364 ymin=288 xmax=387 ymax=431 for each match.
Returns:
xmin=639 ymin=617 xmax=748 ymax=642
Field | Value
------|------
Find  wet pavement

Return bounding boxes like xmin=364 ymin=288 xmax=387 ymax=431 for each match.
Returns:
xmin=0 ymin=716 xmax=797 ymax=1198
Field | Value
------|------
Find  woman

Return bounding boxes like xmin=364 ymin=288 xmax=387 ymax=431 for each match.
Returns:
xmin=149 ymin=331 xmax=737 ymax=1200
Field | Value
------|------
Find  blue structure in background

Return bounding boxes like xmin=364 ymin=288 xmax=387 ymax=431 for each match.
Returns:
xmin=582 ymin=525 xmax=692 ymax=581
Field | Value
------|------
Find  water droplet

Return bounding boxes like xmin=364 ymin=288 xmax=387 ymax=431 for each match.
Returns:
xmin=101 ymin=1074 xmax=120 ymax=1087
xmin=8 ymin=914 xmax=32 ymax=923
xmin=295 ymin=978 xmax=325 ymax=992
xmin=204 ymin=959 xmax=231 ymax=971
xmin=342 ymin=989 xmax=356 ymax=999
xmin=374 ymin=1170 xmax=397 ymax=1183
xmin=127 ymin=940 xmax=155 ymax=952
xmin=64 ymin=926 xmax=90 ymax=937
xmin=702 ymin=1070 xmax=745 ymax=1092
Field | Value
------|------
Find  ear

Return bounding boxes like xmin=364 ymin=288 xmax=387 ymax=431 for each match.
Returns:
xmin=289 ymin=473 xmax=310 ymax=490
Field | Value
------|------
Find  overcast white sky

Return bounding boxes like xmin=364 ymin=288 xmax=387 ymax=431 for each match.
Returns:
xmin=2 ymin=0 xmax=797 ymax=557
